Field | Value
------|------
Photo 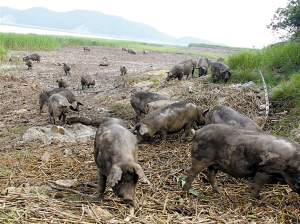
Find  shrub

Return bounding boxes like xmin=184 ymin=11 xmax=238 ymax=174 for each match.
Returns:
xmin=270 ymin=73 xmax=300 ymax=112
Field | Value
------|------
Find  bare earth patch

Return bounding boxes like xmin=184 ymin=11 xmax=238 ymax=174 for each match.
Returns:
xmin=0 ymin=47 xmax=299 ymax=223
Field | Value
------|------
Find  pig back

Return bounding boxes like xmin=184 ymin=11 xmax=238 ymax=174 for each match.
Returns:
xmin=206 ymin=106 xmax=261 ymax=131
xmin=130 ymin=91 xmax=168 ymax=114
xmin=140 ymin=101 xmax=200 ymax=135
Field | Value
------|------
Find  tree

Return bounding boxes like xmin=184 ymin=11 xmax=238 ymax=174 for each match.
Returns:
xmin=268 ymin=0 xmax=300 ymax=40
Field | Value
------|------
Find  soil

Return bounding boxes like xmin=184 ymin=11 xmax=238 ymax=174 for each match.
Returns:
xmin=0 ymin=46 xmax=299 ymax=223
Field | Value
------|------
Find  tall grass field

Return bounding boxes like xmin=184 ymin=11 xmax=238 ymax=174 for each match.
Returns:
xmin=0 ymin=33 xmax=225 ymax=61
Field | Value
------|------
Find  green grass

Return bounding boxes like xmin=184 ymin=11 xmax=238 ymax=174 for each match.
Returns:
xmin=111 ymin=103 xmax=134 ymax=120
xmin=270 ymin=73 xmax=300 ymax=111
xmin=0 ymin=32 xmax=233 ymax=62
xmin=1 ymin=33 xmax=60 ymax=51
xmin=227 ymin=41 xmax=300 ymax=86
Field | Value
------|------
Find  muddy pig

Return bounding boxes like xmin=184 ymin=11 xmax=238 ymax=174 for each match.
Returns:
xmin=145 ymin=99 xmax=178 ymax=114
xmin=39 ymin=88 xmax=82 ymax=115
xmin=206 ymin=106 xmax=261 ymax=131
xmin=135 ymin=101 xmax=206 ymax=142
xmin=197 ymin=57 xmax=209 ymax=77
xmin=81 ymin=74 xmax=95 ymax=90
xmin=63 ymin=63 xmax=71 ymax=75
xmin=83 ymin=47 xmax=90 ymax=52
xmin=56 ymin=77 xmax=68 ymax=88
xmin=166 ymin=58 xmax=197 ymax=81
xmin=99 ymin=57 xmax=109 ymax=66
xmin=94 ymin=117 xmax=150 ymax=207
xmin=183 ymin=124 xmax=300 ymax=199
xmin=23 ymin=53 xmax=41 ymax=62
xmin=130 ymin=91 xmax=168 ymax=122
xmin=26 ymin=59 xmax=33 ymax=70
xmin=120 ymin=65 xmax=128 ymax=76
xmin=127 ymin=49 xmax=137 ymax=54
xmin=211 ymin=61 xmax=231 ymax=83
xmin=48 ymin=94 xmax=70 ymax=125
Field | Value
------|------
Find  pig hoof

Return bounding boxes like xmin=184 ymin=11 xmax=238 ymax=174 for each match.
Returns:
xmin=123 ymin=199 xmax=138 ymax=208
xmin=181 ymin=191 xmax=189 ymax=198
xmin=97 ymin=194 xmax=104 ymax=201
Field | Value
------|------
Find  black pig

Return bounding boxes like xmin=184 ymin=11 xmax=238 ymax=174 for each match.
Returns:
xmin=94 ymin=117 xmax=150 ymax=207
xmin=183 ymin=124 xmax=300 ymax=199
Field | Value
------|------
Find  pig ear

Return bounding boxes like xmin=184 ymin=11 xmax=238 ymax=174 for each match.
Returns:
xmin=108 ymin=164 xmax=123 ymax=187
xmin=202 ymin=108 xmax=210 ymax=116
xmin=132 ymin=163 xmax=151 ymax=185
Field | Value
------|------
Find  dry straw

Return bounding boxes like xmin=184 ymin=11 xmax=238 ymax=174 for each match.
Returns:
xmin=1 ymin=76 xmax=299 ymax=223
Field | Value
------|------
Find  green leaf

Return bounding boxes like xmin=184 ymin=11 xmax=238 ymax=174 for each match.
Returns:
xmin=246 ymin=215 xmax=258 ymax=219
xmin=189 ymin=188 xmax=200 ymax=196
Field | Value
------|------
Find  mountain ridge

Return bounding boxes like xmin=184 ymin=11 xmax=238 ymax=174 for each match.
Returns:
xmin=0 ymin=6 xmax=218 ymax=46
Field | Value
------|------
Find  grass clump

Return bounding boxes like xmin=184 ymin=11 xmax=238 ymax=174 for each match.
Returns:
xmin=111 ymin=103 xmax=134 ymax=120
xmin=270 ymin=73 xmax=300 ymax=112
xmin=1 ymin=33 xmax=60 ymax=51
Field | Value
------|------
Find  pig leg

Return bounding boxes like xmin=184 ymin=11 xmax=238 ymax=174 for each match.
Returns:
xmin=135 ymin=109 xmax=141 ymax=122
xmin=183 ymin=159 xmax=206 ymax=192
xmin=39 ymin=104 xmax=43 ymax=115
xmin=62 ymin=114 xmax=66 ymax=125
xmin=181 ymin=123 xmax=192 ymax=139
xmin=160 ymin=130 xmax=167 ymax=141
xmin=206 ymin=166 xmax=221 ymax=193
xmin=251 ymin=172 xmax=271 ymax=198
xmin=97 ymin=169 xmax=107 ymax=200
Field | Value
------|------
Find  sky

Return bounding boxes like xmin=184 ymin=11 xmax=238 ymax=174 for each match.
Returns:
xmin=0 ymin=0 xmax=288 ymax=48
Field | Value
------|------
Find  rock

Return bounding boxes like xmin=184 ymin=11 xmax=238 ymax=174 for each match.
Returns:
xmin=51 ymin=126 xmax=66 ymax=135
xmin=15 ymin=108 xmax=27 ymax=115
xmin=55 ymin=179 xmax=79 ymax=188
xmin=41 ymin=152 xmax=51 ymax=162
xmin=259 ymin=104 xmax=266 ymax=110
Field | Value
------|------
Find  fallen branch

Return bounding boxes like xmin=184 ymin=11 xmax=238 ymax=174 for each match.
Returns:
xmin=48 ymin=182 xmax=96 ymax=198
xmin=259 ymin=70 xmax=269 ymax=128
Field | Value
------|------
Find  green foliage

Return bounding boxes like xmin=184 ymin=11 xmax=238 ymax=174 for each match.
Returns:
xmin=268 ymin=0 xmax=300 ymax=40
xmin=271 ymin=115 xmax=300 ymax=139
xmin=0 ymin=33 xmax=60 ymax=51
xmin=0 ymin=44 xmax=8 ymax=61
xmin=271 ymin=73 xmax=300 ymax=111
xmin=16 ymin=149 xmax=30 ymax=160
xmin=0 ymin=32 xmax=230 ymax=62
xmin=227 ymin=41 xmax=300 ymax=86
xmin=0 ymin=210 xmax=18 ymax=220
xmin=0 ymin=166 xmax=9 ymax=176
xmin=30 ymin=186 xmax=48 ymax=196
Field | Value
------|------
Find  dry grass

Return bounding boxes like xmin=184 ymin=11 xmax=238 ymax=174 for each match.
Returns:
xmin=1 ymin=76 xmax=300 ymax=223
xmin=1 ymin=48 xmax=300 ymax=223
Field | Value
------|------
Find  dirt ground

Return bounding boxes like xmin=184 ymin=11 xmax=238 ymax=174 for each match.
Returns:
xmin=0 ymin=46 xmax=299 ymax=223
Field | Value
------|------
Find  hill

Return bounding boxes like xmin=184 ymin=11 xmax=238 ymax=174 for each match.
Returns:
xmin=0 ymin=7 xmax=217 ymax=46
